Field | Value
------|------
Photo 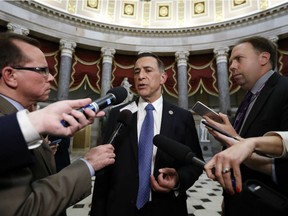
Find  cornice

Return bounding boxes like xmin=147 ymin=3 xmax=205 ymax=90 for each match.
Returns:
xmin=11 ymin=0 xmax=288 ymax=37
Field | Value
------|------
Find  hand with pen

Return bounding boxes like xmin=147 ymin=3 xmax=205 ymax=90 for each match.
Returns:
xmin=202 ymin=113 xmax=242 ymax=194
xmin=204 ymin=132 xmax=248 ymax=195
xmin=204 ymin=129 xmax=285 ymax=195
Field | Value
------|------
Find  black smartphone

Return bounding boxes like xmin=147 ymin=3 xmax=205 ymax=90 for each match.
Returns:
xmin=192 ymin=101 xmax=223 ymax=123
xmin=202 ymin=120 xmax=239 ymax=140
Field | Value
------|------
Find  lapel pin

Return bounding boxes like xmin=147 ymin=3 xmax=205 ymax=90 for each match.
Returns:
xmin=169 ymin=110 xmax=173 ymax=115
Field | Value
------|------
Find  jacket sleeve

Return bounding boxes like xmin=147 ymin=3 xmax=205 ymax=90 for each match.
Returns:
xmin=0 ymin=113 xmax=34 ymax=172
xmin=15 ymin=160 xmax=92 ymax=216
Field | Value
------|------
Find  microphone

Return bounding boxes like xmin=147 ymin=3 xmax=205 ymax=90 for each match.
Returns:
xmin=78 ymin=86 xmax=127 ymax=113
xmin=153 ymin=134 xmax=206 ymax=168
xmin=153 ymin=134 xmax=235 ymax=188
xmin=107 ymin=109 xmax=133 ymax=144
xmin=62 ymin=86 xmax=127 ymax=127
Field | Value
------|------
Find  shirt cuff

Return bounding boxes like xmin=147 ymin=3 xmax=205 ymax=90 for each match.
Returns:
xmin=264 ymin=131 xmax=287 ymax=158
xmin=80 ymin=158 xmax=95 ymax=176
xmin=16 ymin=110 xmax=42 ymax=149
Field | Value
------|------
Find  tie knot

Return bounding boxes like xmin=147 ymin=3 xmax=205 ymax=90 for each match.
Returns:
xmin=145 ymin=104 xmax=154 ymax=111
xmin=245 ymin=91 xmax=253 ymax=101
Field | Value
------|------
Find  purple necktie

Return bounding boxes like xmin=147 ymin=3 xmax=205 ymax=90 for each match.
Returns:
xmin=136 ymin=104 xmax=154 ymax=209
xmin=234 ymin=91 xmax=253 ymax=133
xmin=233 ymin=91 xmax=253 ymax=133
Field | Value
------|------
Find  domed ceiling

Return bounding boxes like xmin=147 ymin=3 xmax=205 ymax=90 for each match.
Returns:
xmin=35 ymin=0 xmax=287 ymax=29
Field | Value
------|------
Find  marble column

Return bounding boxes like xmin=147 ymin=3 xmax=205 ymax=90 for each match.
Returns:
xmin=175 ymin=51 xmax=189 ymax=110
xmin=213 ymin=47 xmax=231 ymax=114
xmin=90 ymin=48 xmax=116 ymax=148
xmin=100 ymin=47 xmax=116 ymax=97
xmin=7 ymin=23 xmax=29 ymax=35
xmin=269 ymin=36 xmax=279 ymax=71
xmin=57 ymin=39 xmax=76 ymax=100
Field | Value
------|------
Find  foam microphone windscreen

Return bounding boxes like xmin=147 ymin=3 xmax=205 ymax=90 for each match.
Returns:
xmin=117 ymin=109 xmax=133 ymax=126
xmin=108 ymin=86 xmax=128 ymax=105
xmin=153 ymin=134 xmax=192 ymax=163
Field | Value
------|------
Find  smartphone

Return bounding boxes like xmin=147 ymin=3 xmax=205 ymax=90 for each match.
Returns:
xmin=49 ymin=138 xmax=62 ymax=146
xmin=192 ymin=101 xmax=223 ymax=123
xmin=201 ymin=120 xmax=239 ymax=140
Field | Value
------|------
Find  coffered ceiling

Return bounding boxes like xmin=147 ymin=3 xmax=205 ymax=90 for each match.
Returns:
xmin=35 ymin=0 xmax=287 ymax=29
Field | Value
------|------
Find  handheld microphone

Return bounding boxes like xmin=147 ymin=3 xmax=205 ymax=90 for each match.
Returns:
xmin=153 ymin=134 xmax=206 ymax=168
xmin=107 ymin=109 xmax=133 ymax=144
xmin=62 ymin=86 xmax=127 ymax=127
xmin=78 ymin=86 xmax=127 ymax=113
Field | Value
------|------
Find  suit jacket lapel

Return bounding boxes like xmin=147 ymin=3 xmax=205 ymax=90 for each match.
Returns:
xmin=154 ymin=100 xmax=174 ymax=168
xmin=130 ymin=112 xmax=139 ymax=164
xmin=159 ymin=100 xmax=173 ymax=136
xmin=240 ymin=73 xmax=280 ymax=136
xmin=0 ymin=96 xmax=18 ymax=116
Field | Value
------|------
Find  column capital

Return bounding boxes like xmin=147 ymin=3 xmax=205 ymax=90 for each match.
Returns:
xmin=269 ymin=36 xmax=279 ymax=47
xmin=7 ymin=23 xmax=29 ymax=35
xmin=59 ymin=39 xmax=77 ymax=57
xmin=213 ymin=47 xmax=230 ymax=64
xmin=175 ymin=51 xmax=190 ymax=66
xmin=101 ymin=47 xmax=116 ymax=63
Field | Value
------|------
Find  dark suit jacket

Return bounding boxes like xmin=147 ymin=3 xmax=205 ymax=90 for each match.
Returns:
xmin=0 ymin=97 xmax=92 ymax=216
xmin=0 ymin=97 xmax=57 ymax=179
xmin=0 ymin=113 xmax=34 ymax=172
xmin=224 ymin=72 xmax=288 ymax=216
xmin=90 ymin=99 xmax=203 ymax=216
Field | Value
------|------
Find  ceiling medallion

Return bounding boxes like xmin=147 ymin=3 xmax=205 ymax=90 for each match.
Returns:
xmin=234 ymin=0 xmax=246 ymax=6
xmin=87 ymin=0 xmax=98 ymax=9
xmin=124 ymin=3 xmax=134 ymax=16
xmin=194 ymin=2 xmax=205 ymax=14
xmin=159 ymin=5 xmax=169 ymax=17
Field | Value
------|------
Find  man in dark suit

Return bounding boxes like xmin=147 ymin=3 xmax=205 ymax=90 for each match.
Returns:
xmin=90 ymin=52 xmax=203 ymax=216
xmin=0 ymin=32 xmax=116 ymax=215
xmin=203 ymin=36 xmax=288 ymax=216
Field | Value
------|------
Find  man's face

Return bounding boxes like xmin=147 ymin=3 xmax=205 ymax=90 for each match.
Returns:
xmin=229 ymin=42 xmax=263 ymax=91
xmin=12 ymin=40 xmax=54 ymax=106
xmin=134 ymin=56 xmax=167 ymax=103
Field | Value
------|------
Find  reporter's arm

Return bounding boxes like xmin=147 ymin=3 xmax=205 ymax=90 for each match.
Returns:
xmin=263 ymin=131 xmax=287 ymax=157
xmin=0 ymin=112 xmax=34 ymax=172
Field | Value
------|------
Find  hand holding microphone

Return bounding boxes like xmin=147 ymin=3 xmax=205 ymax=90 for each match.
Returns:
xmin=61 ymin=86 xmax=127 ymax=127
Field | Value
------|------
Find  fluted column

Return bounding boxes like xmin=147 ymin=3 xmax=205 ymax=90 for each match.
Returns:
xmin=269 ymin=36 xmax=279 ymax=71
xmin=175 ymin=51 xmax=189 ymax=110
xmin=213 ymin=47 xmax=231 ymax=114
xmin=57 ymin=39 xmax=76 ymax=101
xmin=7 ymin=23 xmax=29 ymax=35
xmin=100 ymin=47 xmax=116 ymax=96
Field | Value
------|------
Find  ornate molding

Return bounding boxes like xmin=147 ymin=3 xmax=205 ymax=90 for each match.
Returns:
xmin=10 ymin=1 xmax=288 ymax=37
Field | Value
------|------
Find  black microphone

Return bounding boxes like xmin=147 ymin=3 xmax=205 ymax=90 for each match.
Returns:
xmin=78 ymin=86 xmax=127 ymax=113
xmin=153 ymin=134 xmax=206 ymax=168
xmin=107 ymin=109 xmax=133 ymax=144
xmin=62 ymin=86 xmax=127 ymax=127
xmin=153 ymin=134 xmax=234 ymax=187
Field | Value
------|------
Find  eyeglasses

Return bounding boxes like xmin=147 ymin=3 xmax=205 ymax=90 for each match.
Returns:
xmin=11 ymin=66 xmax=50 ymax=77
